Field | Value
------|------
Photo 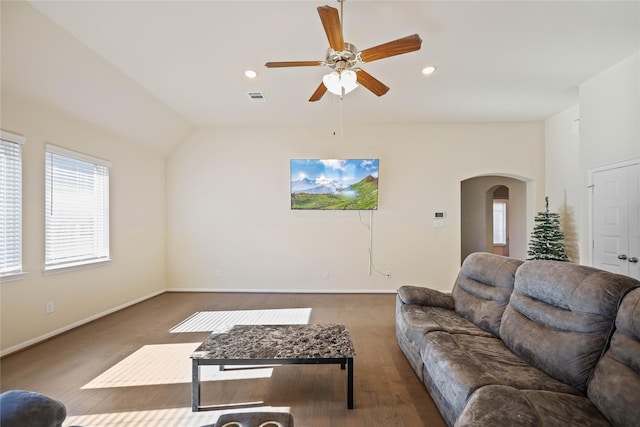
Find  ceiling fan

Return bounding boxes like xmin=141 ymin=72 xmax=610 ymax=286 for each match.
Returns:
xmin=264 ymin=0 xmax=422 ymax=102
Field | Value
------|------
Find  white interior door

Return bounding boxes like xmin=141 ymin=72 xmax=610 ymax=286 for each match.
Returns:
xmin=592 ymin=162 xmax=639 ymax=279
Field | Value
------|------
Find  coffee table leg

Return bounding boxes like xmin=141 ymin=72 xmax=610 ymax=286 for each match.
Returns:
xmin=347 ymin=357 xmax=354 ymax=409
xmin=192 ymin=359 xmax=200 ymax=412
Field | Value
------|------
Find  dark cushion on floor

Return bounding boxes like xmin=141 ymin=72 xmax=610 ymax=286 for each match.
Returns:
xmin=0 ymin=390 xmax=66 ymax=427
xmin=215 ymin=411 xmax=294 ymax=427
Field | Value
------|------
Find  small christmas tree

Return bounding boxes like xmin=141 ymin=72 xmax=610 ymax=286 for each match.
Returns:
xmin=527 ymin=197 xmax=569 ymax=261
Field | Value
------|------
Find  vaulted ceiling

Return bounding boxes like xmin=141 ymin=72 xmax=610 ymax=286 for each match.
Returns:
xmin=2 ymin=1 xmax=638 ymax=155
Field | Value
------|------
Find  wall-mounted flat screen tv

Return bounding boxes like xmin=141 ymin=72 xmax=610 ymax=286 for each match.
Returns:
xmin=290 ymin=159 xmax=379 ymax=210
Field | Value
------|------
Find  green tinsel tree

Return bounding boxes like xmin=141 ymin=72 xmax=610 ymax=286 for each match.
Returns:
xmin=527 ymin=197 xmax=569 ymax=261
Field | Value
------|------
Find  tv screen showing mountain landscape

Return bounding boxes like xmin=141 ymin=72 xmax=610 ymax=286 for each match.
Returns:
xmin=290 ymin=159 xmax=379 ymax=210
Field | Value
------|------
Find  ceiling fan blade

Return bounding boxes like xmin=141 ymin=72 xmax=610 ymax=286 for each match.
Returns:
xmin=318 ymin=5 xmax=344 ymax=52
xmin=265 ymin=61 xmax=323 ymax=68
xmin=356 ymin=69 xmax=389 ymax=96
xmin=359 ymin=34 xmax=422 ymax=63
xmin=309 ymin=82 xmax=328 ymax=102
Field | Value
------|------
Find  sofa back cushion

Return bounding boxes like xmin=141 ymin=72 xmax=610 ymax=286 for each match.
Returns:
xmin=588 ymin=288 xmax=640 ymax=427
xmin=452 ymin=252 xmax=523 ymax=336
xmin=500 ymin=260 xmax=639 ymax=393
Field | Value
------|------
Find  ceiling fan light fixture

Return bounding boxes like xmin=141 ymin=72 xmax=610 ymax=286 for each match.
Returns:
xmin=322 ymin=71 xmax=340 ymax=94
xmin=322 ymin=69 xmax=358 ymax=95
xmin=341 ymin=70 xmax=358 ymax=95
xmin=341 ymin=69 xmax=357 ymax=85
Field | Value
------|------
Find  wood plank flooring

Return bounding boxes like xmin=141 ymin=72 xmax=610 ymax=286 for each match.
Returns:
xmin=0 ymin=292 xmax=446 ymax=427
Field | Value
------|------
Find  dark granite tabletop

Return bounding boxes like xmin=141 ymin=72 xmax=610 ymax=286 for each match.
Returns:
xmin=191 ymin=324 xmax=355 ymax=360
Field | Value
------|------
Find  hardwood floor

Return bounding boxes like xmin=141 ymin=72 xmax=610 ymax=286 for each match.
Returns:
xmin=0 ymin=292 xmax=446 ymax=427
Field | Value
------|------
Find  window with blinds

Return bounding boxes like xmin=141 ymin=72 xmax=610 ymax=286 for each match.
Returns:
xmin=0 ymin=131 xmax=25 ymax=277
xmin=45 ymin=145 xmax=110 ymax=270
xmin=493 ymin=200 xmax=508 ymax=245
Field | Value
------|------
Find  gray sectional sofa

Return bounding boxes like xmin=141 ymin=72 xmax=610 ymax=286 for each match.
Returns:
xmin=396 ymin=252 xmax=640 ymax=426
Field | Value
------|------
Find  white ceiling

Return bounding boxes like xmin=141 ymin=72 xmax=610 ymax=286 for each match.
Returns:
xmin=2 ymin=1 xmax=639 ymax=155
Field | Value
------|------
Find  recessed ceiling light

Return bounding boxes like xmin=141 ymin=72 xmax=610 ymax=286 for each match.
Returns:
xmin=422 ymin=66 xmax=436 ymax=75
xmin=245 ymin=70 xmax=258 ymax=79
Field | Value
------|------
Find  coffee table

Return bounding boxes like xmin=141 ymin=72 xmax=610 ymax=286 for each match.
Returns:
xmin=191 ymin=323 xmax=355 ymax=411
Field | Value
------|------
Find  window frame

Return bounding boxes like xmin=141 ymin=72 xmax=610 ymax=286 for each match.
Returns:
xmin=44 ymin=144 xmax=111 ymax=273
xmin=492 ymin=199 xmax=508 ymax=246
xmin=0 ymin=130 xmax=26 ymax=279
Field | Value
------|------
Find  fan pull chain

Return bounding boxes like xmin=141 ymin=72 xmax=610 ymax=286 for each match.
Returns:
xmin=339 ymin=93 xmax=344 ymax=136
xmin=330 ymin=90 xmax=344 ymax=137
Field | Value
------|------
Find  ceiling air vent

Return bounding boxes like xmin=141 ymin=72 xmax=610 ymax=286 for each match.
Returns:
xmin=247 ymin=92 xmax=267 ymax=102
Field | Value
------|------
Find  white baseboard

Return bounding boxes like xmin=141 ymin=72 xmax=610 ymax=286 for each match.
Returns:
xmin=165 ymin=287 xmax=398 ymax=294
xmin=1 ymin=290 xmax=165 ymax=358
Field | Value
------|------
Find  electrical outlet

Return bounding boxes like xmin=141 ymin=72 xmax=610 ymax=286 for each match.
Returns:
xmin=46 ymin=301 xmax=55 ymax=314
xmin=323 ymin=271 xmax=330 ymax=279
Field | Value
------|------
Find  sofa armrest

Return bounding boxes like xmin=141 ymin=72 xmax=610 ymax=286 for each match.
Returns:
xmin=397 ymin=285 xmax=454 ymax=310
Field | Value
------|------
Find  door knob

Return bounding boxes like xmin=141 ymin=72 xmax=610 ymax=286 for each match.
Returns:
xmin=618 ymin=254 xmax=628 ymax=260
xmin=629 ymin=257 xmax=639 ymax=263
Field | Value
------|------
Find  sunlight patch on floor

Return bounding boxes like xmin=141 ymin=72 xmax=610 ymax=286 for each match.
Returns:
xmin=169 ymin=308 xmax=312 ymax=333
xmin=64 ymin=406 xmax=291 ymax=427
xmin=82 ymin=343 xmax=273 ymax=389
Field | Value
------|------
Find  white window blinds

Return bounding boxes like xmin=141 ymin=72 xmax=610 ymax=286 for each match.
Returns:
xmin=45 ymin=145 xmax=110 ymax=270
xmin=0 ymin=131 xmax=24 ymax=276
xmin=493 ymin=200 xmax=507 ymax=245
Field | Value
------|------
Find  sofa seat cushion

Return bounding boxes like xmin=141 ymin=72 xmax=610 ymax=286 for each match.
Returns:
xmin=396 ymin=301 xmax=494 ymax=383
xmin=421 ymin=331 xmax=580 ymax=425
xmin=398 ymin=303 xmax=494 ymax=345
xmin=454 ymin=385 xmax=610 ymax=427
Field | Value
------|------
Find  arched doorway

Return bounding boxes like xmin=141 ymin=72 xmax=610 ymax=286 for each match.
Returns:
xmin=460 ymin=175 xmax=530 ymax=264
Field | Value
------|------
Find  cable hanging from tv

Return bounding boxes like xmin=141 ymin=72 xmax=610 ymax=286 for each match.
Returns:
xmin=359 ymin=210 xmax=391 ymax=278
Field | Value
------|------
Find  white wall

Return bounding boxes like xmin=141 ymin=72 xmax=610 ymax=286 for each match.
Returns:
xmin=1 ymin=0 xmax=191 ymax=156
xmin=545 ymin=52 xmax=639 ymax=266
xmin=580 ymin=53 xmax=640 ymax=170
xmin=0 ymin=93 xmax=167 ymax=354
xmin=166 ymin=122 xmax=545 ymax=294
xmin=544 ymin=105 xmax=581 ymax=262
xmin=545 ymin=105 xmax=581 ymax=209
